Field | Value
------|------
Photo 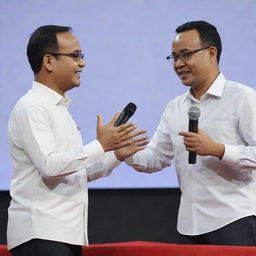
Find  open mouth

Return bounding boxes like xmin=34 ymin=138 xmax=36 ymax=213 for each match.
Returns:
xmin=75 ymin=71 xmax=81 ymax=77
xmin=178 ymin=71 xmax=190 ymax=79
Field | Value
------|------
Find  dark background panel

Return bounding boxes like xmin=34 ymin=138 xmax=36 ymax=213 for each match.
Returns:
xmin=0 ymin=189 xmax=181 ymax=244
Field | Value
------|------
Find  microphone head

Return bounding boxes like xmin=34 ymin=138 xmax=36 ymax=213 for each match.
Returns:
xmin=123 ymin=102 xmax=137 ymax=117
xmin=188 ymin=106 xmax=201 ymax=120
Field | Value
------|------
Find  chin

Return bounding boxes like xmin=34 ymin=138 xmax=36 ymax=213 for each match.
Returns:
xmin=72 ymin=80 xmax=81 ymax=88
xmin=181 ymin=80 xmax=191 ymax=86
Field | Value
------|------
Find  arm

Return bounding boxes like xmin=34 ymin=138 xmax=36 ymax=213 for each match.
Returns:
xmin=86 ymin=151 xmax=121 ymax=182
xmin=221 ymin=92 xmax=256 ymax=171
xmin=10 ymin=105 xmax=138 ymax=180
xmin=124 ymin=108 xmax=174 ymax=173
xmin=179 ymin=91 xmax=256 ymax=171
xmin=87 ymin=129 xmax=149 ymax=181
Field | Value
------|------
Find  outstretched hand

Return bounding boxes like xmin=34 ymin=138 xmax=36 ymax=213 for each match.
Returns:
xmin=96 ymin=113 xmax=144 ymax=152
xmin=114 ymin=130 xmax=149 ymax=161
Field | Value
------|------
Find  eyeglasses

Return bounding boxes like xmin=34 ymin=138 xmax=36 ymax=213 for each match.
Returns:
xmin=166 ymin=46 xmax=210 ymax=64
xmin=49 ymin=52 xmax=85 ymax=62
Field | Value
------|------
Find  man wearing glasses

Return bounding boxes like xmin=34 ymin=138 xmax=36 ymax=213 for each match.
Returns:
xmin=117 ymin=20 xmax=256 ymax=245
xmin=7 ymin=25 xmax=148 ymax=256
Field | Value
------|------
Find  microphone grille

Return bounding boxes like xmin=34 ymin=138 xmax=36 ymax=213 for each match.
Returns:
xmin=188 ymin=106 xmax=201 ymax=120
xmin=123 ymin=102 xmax=137 ymax=117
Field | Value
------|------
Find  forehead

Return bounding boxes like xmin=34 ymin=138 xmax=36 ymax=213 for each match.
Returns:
xmin=172 ymin=30 xmax=201 ymax=52
xmin=56 ymin=32 xmax=81 ymax=51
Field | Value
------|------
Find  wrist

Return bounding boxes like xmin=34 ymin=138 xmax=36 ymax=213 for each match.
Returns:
xmin=97 ymin=139 xmax=108 ymax=152
xmin=212 ymin=142 xmax=225 ymax=159
xmin=114 ymin=151 xmax=125 ymax=161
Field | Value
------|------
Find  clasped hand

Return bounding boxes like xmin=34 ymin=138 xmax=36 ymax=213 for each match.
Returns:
xmin=96 ymin=113 xmax=149 ymax=157
xmin=179 ymin=128 xmax=224 ymax=158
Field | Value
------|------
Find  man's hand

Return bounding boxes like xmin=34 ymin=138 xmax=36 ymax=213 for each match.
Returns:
xmin=114 ymin=130 xmax=149 ymax=161
xmin=179 ymin=128 xmax=224 ymax=158
xmin=97 ymin=113 xmax=138 ymax=152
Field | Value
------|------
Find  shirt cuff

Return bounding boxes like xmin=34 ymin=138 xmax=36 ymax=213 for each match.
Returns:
xmin=82 ymin=140 xmax=105 ymax=162
xmin=103 ymin=151 xmax=122 ymax=169
xmin=220 ymin=144 xmax=240 ymax=166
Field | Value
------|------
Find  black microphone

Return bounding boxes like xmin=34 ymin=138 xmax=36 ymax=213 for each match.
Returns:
xmin=114 ymin=102 xmax=137 ymax=127
xmin=188 ymin=106 xmax=201 ymax=164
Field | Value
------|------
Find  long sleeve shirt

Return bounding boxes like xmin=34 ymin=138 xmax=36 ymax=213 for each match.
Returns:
xmin=126 ymin=73 xmax=256 ymax=235
xmin=7 ymin=81 xmax=121 ymax=249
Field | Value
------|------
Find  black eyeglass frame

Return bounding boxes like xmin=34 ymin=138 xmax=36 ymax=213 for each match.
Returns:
xmin=49 ymin=52 xmax=85 ymax=62
xmin=166 ymin=46 xmax=210 ymax=63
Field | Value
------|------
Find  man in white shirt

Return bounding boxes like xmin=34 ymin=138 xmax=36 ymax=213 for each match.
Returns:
xmin=7 ymin=25 xmax=148 ymax=256
xmin=116 ymin=21 xmax=256 ymax=246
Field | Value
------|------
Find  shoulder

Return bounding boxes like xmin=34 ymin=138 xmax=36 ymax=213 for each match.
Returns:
xmin=165 ymin=92 xmax=187 ymax=110
xmin=225 ymin=80 xmax=255 ymax=95
xmin=224 ymin=80 xmax=256 ymax=110
xmin=9 ymin=90 xmax=52 ymax=125
xmin=12 ymin=89 xmax=54 ymax=114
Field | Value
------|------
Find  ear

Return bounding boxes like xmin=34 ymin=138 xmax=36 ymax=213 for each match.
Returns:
xmin=42 ymin=54 xmax=55 ymax=72
xmin=209 ymin=46 xmax=218 ymax=63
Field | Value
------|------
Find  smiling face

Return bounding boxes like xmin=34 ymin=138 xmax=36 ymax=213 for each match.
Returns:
xmin=50 ymin=32 xmax=85 ymax=94
xmin=172 ymin=29 xmax=216 ymax=92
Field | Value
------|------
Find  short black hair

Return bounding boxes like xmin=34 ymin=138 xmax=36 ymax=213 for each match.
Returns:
xmin=27 ymin=25 xmax=72 ymax=73
xmin=175 ymin=21 xmax=222 ymax=63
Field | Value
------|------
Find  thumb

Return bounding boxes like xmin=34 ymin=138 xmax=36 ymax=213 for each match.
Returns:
xmin=109 ymin=112 xmax=120 ymax=125
xmin=197 ymin=128 xmax=204 ymax=134
xmin=97 ymin=114 xmax=103 ymax=128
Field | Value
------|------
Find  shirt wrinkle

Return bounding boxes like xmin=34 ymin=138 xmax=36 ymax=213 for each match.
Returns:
xmin=126 ymin=72 xmax=256 ymax=235
xmin=7 ymin=81 xmax=120 ymax=249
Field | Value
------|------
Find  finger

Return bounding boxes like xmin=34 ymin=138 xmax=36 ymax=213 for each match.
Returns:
xmin=184 ymin=140 xmax=195 ymax=146
xmin=131 ymin=129 xmax=148 ymax=137
xmin=184 ymin=142 xmax=195 ymax=148
xmin=136 ymin=140 xmax=149 ymax=147
xmin=121 ymin=131 xmax=141 ymax=141
xmin=119 ymin=125 xmax=137 ymax=138
xmin=133 ymin=136 xmax=149 ymax=143
xmin=109 ymin=112 xmax=120 ymax=125
xmin=179 ymin=131 xmax=193 ymax=137
xmin=124 ymin=130 xmax=148 ymax=139
xmin=97 ymin=114 xmax=103 ymax=127
xmin=185 ymin=147 xmax=197 ymax=152
xmin=136 ymin=146 xmax=147 ymax=152
xmin=117 ymin=140 xmax=135 ymax=149
xmin=117 ymin=122 xmax=136 ymax=132
xmin=184 ymin=137 xmax=196 ymax=143
xmin=131 ymin=146 xmax=147 ymax=154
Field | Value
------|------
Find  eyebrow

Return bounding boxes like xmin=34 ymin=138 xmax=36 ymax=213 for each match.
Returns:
xmin=72 ymin=49 xmax=82 ymax=53
xmin=172 ymin=48 xmax=193 ymax=55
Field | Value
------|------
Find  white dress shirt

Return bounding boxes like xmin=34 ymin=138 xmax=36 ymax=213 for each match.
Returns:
xmin=7 ymin=81 xmax=121 ymax=250
xmin=126 ymin=73 xmax=256 ymax=235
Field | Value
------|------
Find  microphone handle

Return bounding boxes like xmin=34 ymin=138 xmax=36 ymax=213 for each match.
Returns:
xmin=114 ymin=112 xmax=130 ymax=127
xmin=188 ymin=119 xmax=198 ymax=164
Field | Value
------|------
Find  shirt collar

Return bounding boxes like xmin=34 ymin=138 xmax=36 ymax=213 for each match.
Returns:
xmin=32 ymin=81 xmax=71 ymax=106
xmin=184 ymin=72 xmax=226 ymax=103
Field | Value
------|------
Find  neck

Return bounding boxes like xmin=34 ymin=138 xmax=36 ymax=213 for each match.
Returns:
xmin=191 ymin=71 xmax=220 ymax=99
xmin=35 ymin=75 xmax=65 ymax=96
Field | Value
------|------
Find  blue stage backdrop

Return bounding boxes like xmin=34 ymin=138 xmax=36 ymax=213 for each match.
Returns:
xmin=0 ymin=0 xmax=255 ymax=189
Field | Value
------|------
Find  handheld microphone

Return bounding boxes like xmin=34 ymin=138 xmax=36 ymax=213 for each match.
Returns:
xmin=114 ymin=102 xmax=137 ymax=127
xmin=188 ymin=106 xmax=201 ymax=164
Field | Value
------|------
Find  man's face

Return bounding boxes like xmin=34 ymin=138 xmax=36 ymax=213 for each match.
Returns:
xmin=53 ymin=32 xmax=85 ymax=93
xmin=171 ymin=30 xmax=212 ymax=89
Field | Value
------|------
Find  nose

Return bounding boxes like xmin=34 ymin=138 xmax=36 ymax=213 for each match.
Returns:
xmin=79 ymin=58 xmax=86 ymax=68
xmin=174 ymin=57 xmax=185 ymax=69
